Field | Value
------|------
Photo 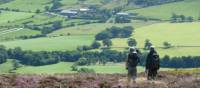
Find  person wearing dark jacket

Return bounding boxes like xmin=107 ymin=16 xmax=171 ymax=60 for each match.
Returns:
xmin=126 ymin=47 xmax=140 ymax=84
xmin=145 ymin=46 xmax=160 ymax=80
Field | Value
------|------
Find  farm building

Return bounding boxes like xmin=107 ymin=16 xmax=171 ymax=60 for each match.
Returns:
xmin=115 ymin=12 xmax=131 ymax=23
xmin=79 ymin=8 xmax=90 ymax=12
xmin=116 ymin=12 xmax=129 ymax=16
xmin=60 ymin=8 xmax=92 ymax=18
xmin=60 ymin=10 xmax=78 ymax=18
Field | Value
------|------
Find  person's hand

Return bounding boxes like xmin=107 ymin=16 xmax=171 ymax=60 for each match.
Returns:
xmin=145 ymin=69 xmax=148 ymax=73
xmin=126 ymin=67 xmax=128 ymax=70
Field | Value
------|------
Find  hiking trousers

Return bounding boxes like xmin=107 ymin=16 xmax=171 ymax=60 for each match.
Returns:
xmin=128 ymin=67 xmax=137 ymax=80
xmin=147 ymin=69 xmax=158 ymax=80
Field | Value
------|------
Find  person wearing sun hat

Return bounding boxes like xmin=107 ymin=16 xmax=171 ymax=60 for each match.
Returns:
xmin=126 ymin=47 xmax=140 ymax=85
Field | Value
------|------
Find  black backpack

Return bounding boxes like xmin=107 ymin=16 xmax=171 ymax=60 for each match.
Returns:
xmin=151 ymin=53 xmax=160 ymax=70
xmin=128 ymin=53 xmax=139 ymax=67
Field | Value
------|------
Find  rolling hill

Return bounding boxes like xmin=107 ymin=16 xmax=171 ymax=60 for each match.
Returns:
xmin=49 ymin=20 xmax=156 ymax=36
xmin=111 ymin=22 xmax=200 ymax=57
xmin=0 ymin=35 xmax=94 ymax=51
xmin=0 ymin=0 xmax=51 ymax=12
xmin=0 ymin=28 xmax=41 ymax=41
xmin=61 ymin=0 xmax=128 ymax=9
xmin=0 ymin=11 xmax=34 ymax=24
xmin=126 ymin=0 xmax=200 ymax=20
xmin=0 ymin=0 xmax=128 ymax=12
xmin=0 ymin=0 xmax=199 ymax=75
xmin=0 ymin=59 xmax=173 ymax=74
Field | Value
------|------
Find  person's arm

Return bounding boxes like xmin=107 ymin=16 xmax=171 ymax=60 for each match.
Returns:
xmin=126 ymin=54 xmax=130 ymax=70
xmin=145 ymin=54 xmax=150 ymax=70
xmin=137 ymin=54 xmax=140 ymax=64
xmin=158 ymin=55 xmax=160 ymax=70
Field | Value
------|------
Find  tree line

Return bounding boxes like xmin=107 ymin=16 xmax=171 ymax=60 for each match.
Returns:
xmin=0 ymin=45 xmax=127 ymax=66
xmin=171 ymin=13 xmax=194 ymax=23
xmin=0 ymin=45 xmax=199 ymax=68
xmin=161 ymin=55 xmax=200 ymax=68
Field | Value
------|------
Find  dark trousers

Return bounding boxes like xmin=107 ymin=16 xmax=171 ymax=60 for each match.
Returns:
xmin=147 ymin=69 xmax=158 ymax=80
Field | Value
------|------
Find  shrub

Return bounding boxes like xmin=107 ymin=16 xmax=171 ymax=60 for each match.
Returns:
xmin=163 ymin=42 xmax=172 ymax=49
xmin=71 ymin=64 xmax=78 ymax=71
xmin=75 ymin=58 xmax=88 ymax=66
xmin=77 ymin=68 xmax=95 ymax=73
xmin=91 ymin=41 xmax=101 ymax=49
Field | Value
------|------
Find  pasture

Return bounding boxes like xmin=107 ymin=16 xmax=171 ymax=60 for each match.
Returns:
xmin=0 ymin=61 xmax=173 ymax=74
xmin=61 ymin=0 xmax=127 ymax=9
xmin=0 ymin=35 xmax=94 ymax=51
xmin=0 ymin=59 xmax=13 ymax=73
xmin=49 ymin=20 xmax=157 ymax=36
xmin=126 ymin=0 xmax=200 ymax=20
xmin=0 ymin=11 xmax=34 ymax=24
xmin=0 ymin=28 xmax=41 ymax=41
xmin=111 ymin=22 xmax=200 ymax=57
xmin=134 ymin=22 xmax=200 ymax=47
xmin=0 ymin=0 xmax=51 ymax=12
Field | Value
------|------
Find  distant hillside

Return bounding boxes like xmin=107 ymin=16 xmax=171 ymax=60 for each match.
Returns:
xmin=127 ymin=0 xmax=200 ymax=20
xmin=0 ymin=0 xmax=13 ymax=4
xmin=0 ymin=0 xmax=187 ymax=12
xmin=0 ymin=0 xmax=52 ymax=12
xmin=0 ymin=0 xmax=128 ymax=12
xmin=59 ymin=0 xmax=129 ymax=10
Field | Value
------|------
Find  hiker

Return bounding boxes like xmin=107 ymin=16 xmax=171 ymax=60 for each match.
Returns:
xmin=145 ymin=46 xmax=160 ymax=80
xmin=126 ymin=47 xmax=140 ymax=84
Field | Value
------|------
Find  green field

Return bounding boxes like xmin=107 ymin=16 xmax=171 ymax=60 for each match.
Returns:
xmin=127 ymin=0 xmax=200 ymax=20
xmin=0 ymin=59 xmax=14 ymax=73
xmin=0 ymin=35 xmax=94 ymax=51
xmin=61 ymin=0 xmax=127 ymax=9
xmin=134 ymin=22 xmax=200 ymax=47
xmin=110 ymin=22 xmax=200 ymax=57
xmin=0 ymin=0 xmax=199 ymax=75
xmin=49 ymin=20 xmax=157 ymax=36
xmin=15 ymin=62 xmax=74 ymax=74
xmin=0 ymin=28 xmax=41 ymax=41
xmin=0 ymin=60 xmax=173 ymax=74
xmin=0 ymin=0 xmax=51 ymax=12
xmin=0 ymin=11 xmax=34 ymax=24
xmin=20 ymin=14 xmax=64 ymax=25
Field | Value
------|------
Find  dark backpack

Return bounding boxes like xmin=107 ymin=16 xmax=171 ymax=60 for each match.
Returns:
xmin=151 ymin=53 xmax=160 ymax=70
xmin=128 ymin=53 xmax=139 ymax=67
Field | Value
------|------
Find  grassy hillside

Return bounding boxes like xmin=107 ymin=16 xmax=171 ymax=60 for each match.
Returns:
xmin=134 ymin=22 xmax=200 ymax=47
xmin=0 ymin=0 xmax=51 ymax=12
xmin=0 ymin=35 xmax=94 ymax=51
xmin=0 ymin=0 xmax=13 ymax=4
xmin=10 ymin=62 xmax=172 ymax=74
xmin=134 ymin=22 xmax=200 ymax=57
xmin=1 ymin=21 xmax=199 ymax=57
xmin=0 ymin=28 xmax=41 ymax=41
xmin=111 ymin=22 xmax=200 ymax=57
xmin=49 ymin=20 xmax=156 ymax=36
xmin=15 ymin=62 xmax=74 ymax=74
xmin=0 ymin=59 xmax=13 ymax=73
xmin=127 ymin=0 xmax=200 ymax=20
xmin=0 ymin=11 xmax=34 ymax=24
xmin=61 ymin=0 xmax=128 ymax=9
